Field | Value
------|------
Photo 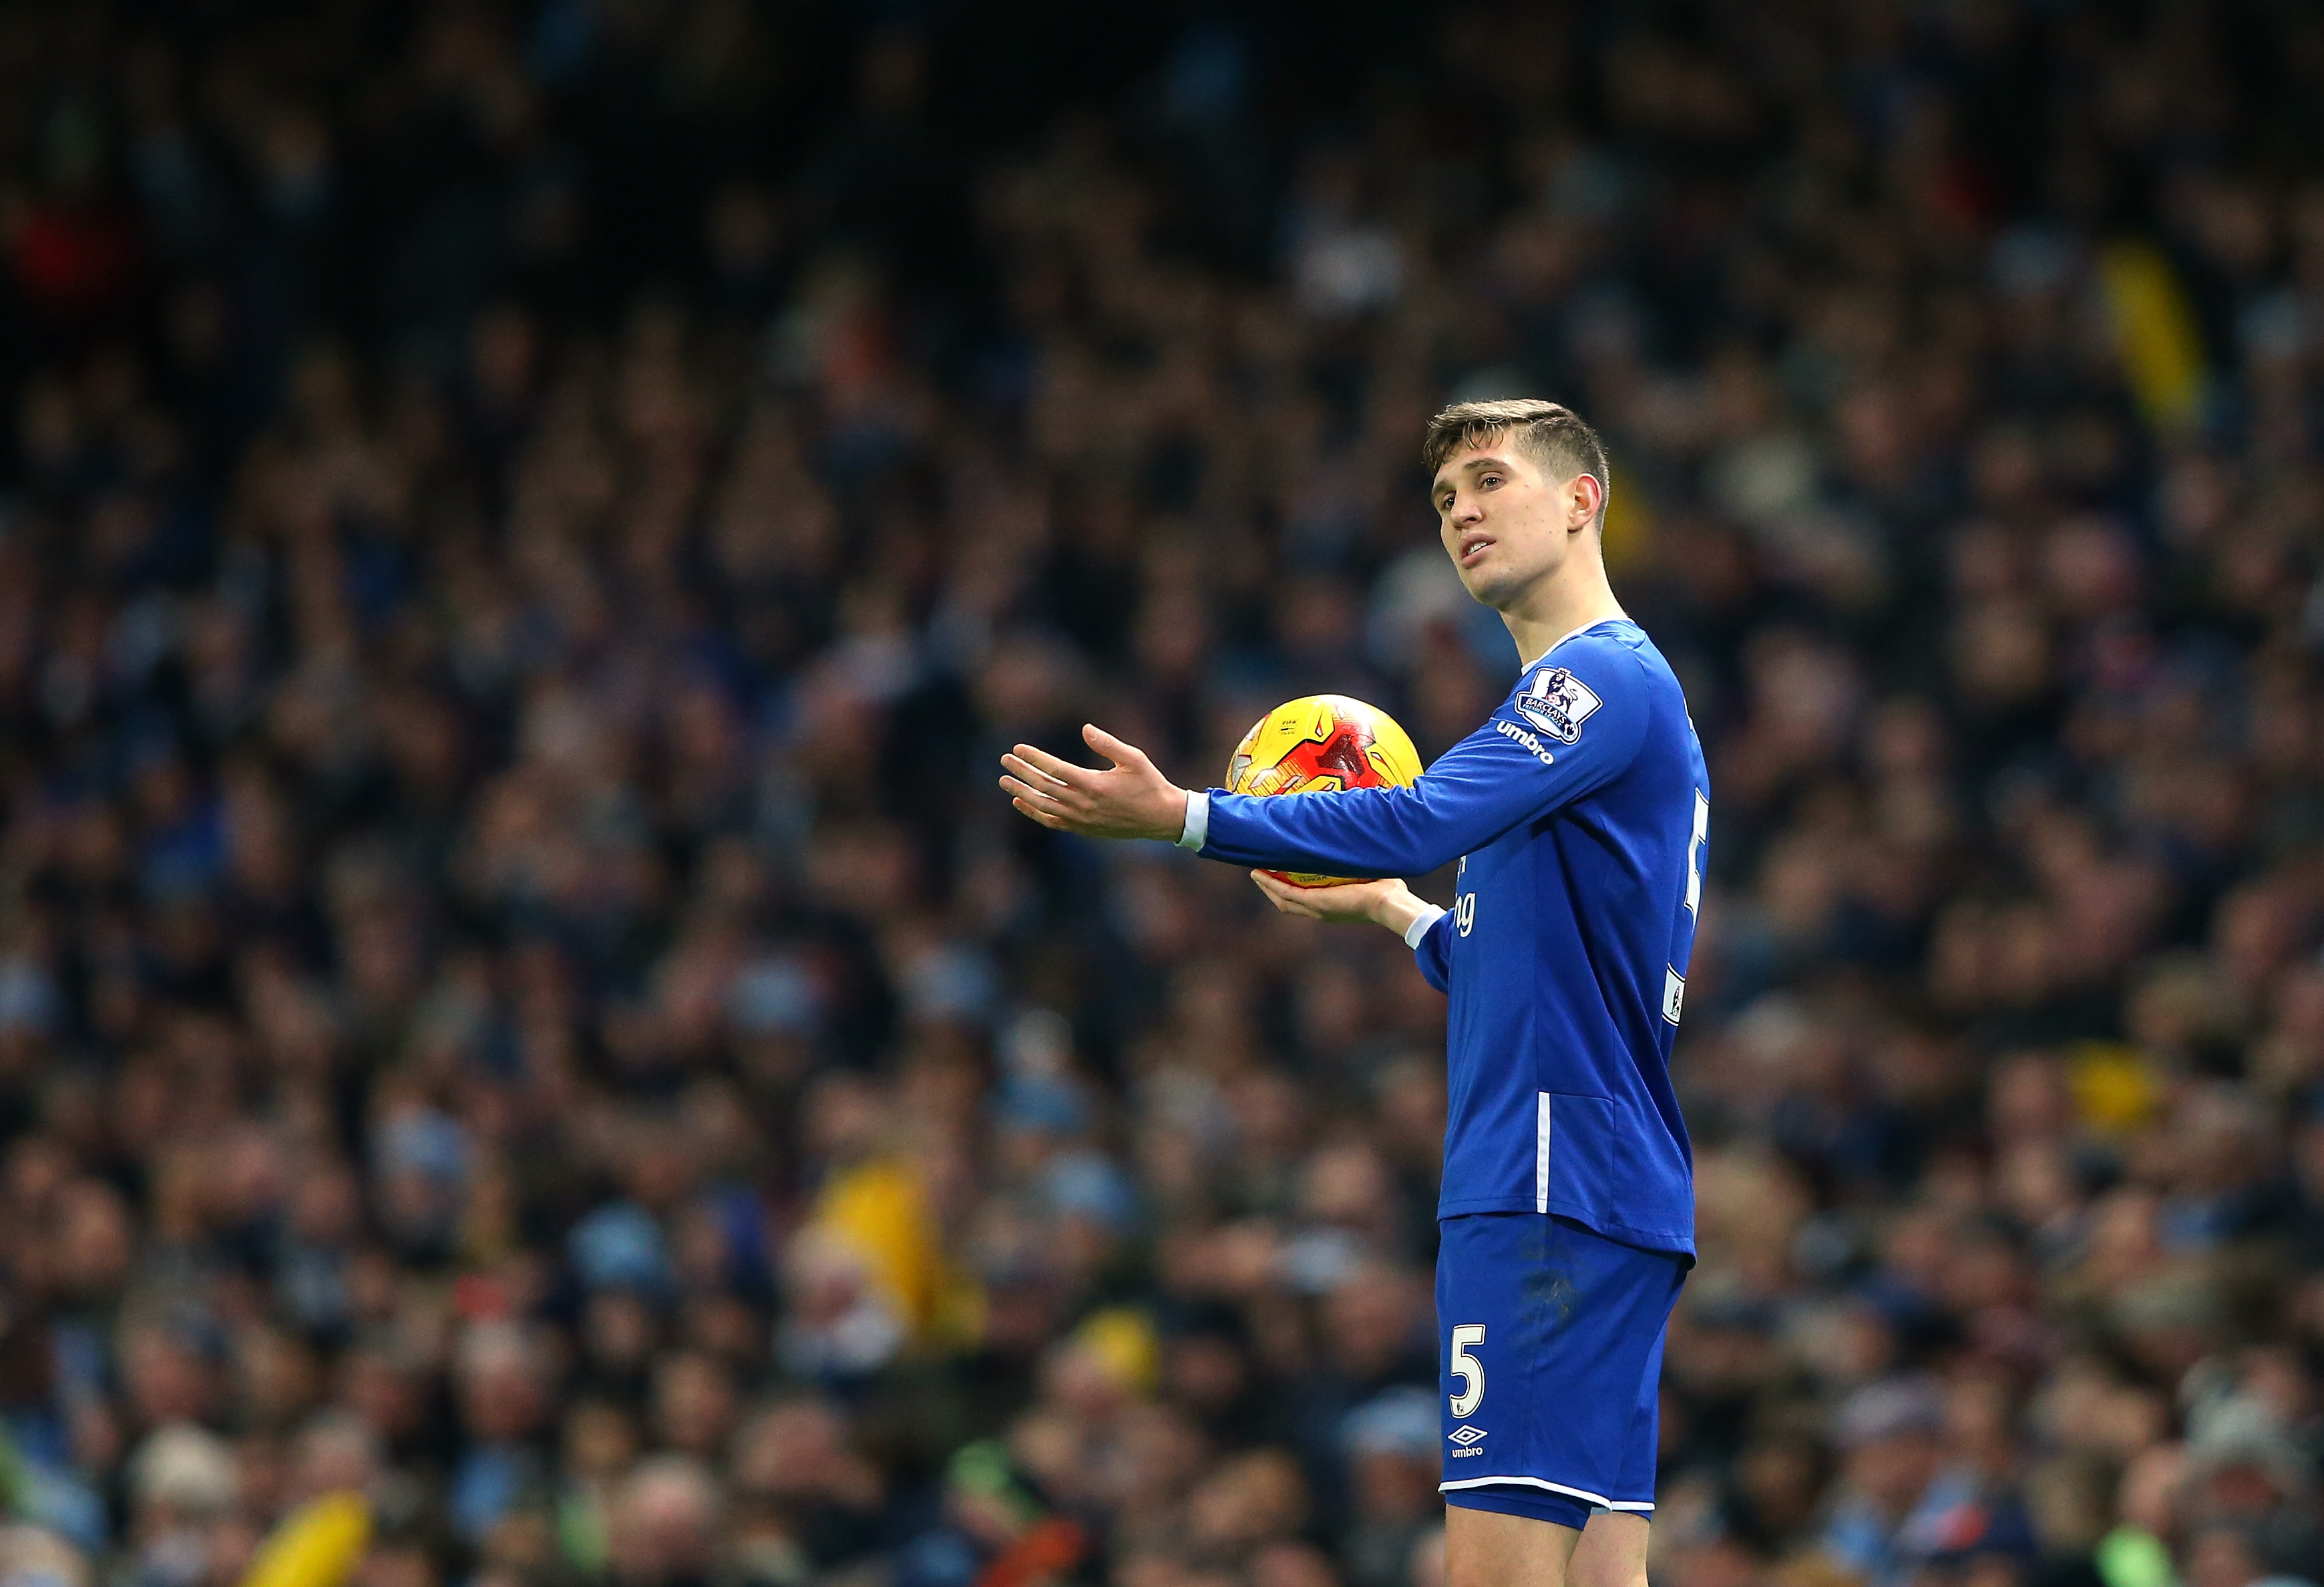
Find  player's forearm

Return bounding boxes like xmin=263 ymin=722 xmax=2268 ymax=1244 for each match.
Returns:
xmin=1193 ymin=781 xmax=1520 ymax=877
xmin=1373 ymin=888 xmax=1442 ymax=943
xmin=1190 ymin=790 xmax=1436 ymax=874
xmin=1197 ymin=717 xmax=1579 ymax=874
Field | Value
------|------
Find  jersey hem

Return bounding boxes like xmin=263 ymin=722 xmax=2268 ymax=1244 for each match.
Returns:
xmin=1434 ymin=1197 xmax=1696 ymax=1258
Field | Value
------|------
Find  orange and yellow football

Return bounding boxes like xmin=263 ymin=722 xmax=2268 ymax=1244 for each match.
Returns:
xmin=1226 ymin=695 xmax=1423 ymax=887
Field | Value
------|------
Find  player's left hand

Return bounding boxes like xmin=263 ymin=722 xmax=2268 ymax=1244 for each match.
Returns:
xmin=1000 ymin=725 xmax=1189 ymax=842
xmin=1251 ymin=871 xmax=1430 ymax=938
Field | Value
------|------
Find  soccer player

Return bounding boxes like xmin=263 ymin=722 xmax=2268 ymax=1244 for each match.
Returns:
xmin=998 ymin=399 xmax=1707 ymax=1587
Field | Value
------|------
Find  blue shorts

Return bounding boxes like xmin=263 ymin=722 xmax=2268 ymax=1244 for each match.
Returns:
xmin=1436 ymin=1212 xmax=1686 ymax=1530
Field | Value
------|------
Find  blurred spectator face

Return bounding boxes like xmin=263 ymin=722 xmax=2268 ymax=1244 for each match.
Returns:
xmin=731 ymin=1398 xmax=870 ymax=1505
xmin=363 ymin=1541 xmax=445 ymax=1587
xmin=778 ymin=1228 xmax=904 ymax=1375
xmin=1995 ymin=1143 xmax=2081 ymax=1232
xmin=0 ymin=1528 xmax=93 ymax=1587
xmin=1106 ymin=1402 xmax=1209 ymax=1520
xmin=564 ymin=1400 xmax=641 ymax=1487
xmin=680 ymin=1293 xmax=763 ymax=1367
xmin=650 ymin=1351 xmax=737 ymax=1457
xmin=285 ymin=1412 xmax=380 ymax=1504
xmin=2023 ymin=1455 xmax=2112 ymax=1556
xmin=234 ymin=1327 xmax=319 ymax=1430
xmin=51 ymin=1178 xmax=135 ymax=1300
xmin=288 ymin=1164 xmax=362 ymax=1246
xmin=1407 ymin=1528 xmax=1444 ymax=1587
xmin=1185 ymin=1449 xmax=1307 ymax=1558
xmin=1299 ymin=1142 xmax=1394 ymax=1240
xmin=607 ymin=1457 xmax=722 ymax=1587
xmin=1164 ymin=1329 xmax=1253 ymax=1423
xmin=457 ymin=1325 xmax=551 ymax=1443
xmin=2170 ymin=1086 xmax=2274 ymax=1199
xmin=1836 ymin=1385 xmax=1945 ymax=1518
xmin=2185 ymin=1451 xmax=2297 ymax=1525
xmin=586 ymin=1291 xmax=663 ymax=1380
xmin=1040 ymin=1329 xmax=1140 ymax=1425
xmin=1322 ymin=1265 xmax=1418 ymax=1379
xmin=1986 ymin=1055 xmax=2072 ymax=1148
xmin=707 ymin=184 xmax=781 ymax=289
xmin=128 ymin=1423 xmax=239 ymax=1536
xmin=1941 ymin=1558 xmax=2031 ymax=1587
xmin=373 ymin=1108 xmax=471 ymax=1256
xmin=335 ymin=1347 xmax=426 ymax=1445
xmin=124 ymin=1327 xmax=221 ymax=1429
xmin=2116 ymin=1443 xmax=2188 ymax=1536
xmin=2080 ymin=1188 xmax=2164 ymax=1293
xmin=2182 ymin=1524 xmax=2268 ymax=1587
xmin=1850 ymin=1427 xmax=1941 ymax=1515
xmin=1343 ymin=1386 xmax=1440 ymax=1526
xmin=1371 ymin=1062 xmax=1446 ymax=1174
xmin=1350 ymin=1443 xmax=1436 ymax=1525
xmin=1941 ymin=1374 xmax=2020 ymax=1475
xmin=2114 ymin=1270 xmax=2226 ymax=1382
xmin=1250 ymin=1541 xmax=1340 ymax=1587
xmin=126 ymin=1422 xmax=239 ymax=1587
xmin=1735 ymin=1435 xmax=1830 ymax=1541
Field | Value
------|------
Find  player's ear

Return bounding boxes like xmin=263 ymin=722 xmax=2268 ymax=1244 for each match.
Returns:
xmin=1571 ymin=472 xmax=1605 ymax=532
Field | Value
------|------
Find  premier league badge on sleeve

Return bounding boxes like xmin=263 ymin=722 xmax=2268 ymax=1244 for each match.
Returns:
xmin=1514 ymin=667 xmax=1602 ymax=745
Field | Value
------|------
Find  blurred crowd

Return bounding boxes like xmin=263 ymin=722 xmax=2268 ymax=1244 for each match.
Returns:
xmin=7 ymin=6 xmax=2324 ymax=1587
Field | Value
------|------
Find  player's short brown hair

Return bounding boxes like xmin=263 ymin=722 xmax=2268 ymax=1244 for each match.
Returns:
xmin=1422 ymin=399 xmax=1611 ymax=526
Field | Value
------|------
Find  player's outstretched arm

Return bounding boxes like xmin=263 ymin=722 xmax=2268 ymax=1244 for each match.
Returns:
xmin=1249 ymin=872 xmax=1432 ymax=938
xmin=1201 ymin=639 xmax=1654 ymax=877
xmin=1000 ymin=725 xmax=1189 ymax=842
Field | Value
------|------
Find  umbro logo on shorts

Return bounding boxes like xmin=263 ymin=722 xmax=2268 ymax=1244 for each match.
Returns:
xmin=1448 ymin=1425 xmax=1487 ymax=1446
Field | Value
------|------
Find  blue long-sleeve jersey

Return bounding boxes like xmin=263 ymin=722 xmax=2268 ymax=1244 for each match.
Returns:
xmin=1192 ymin=619 xmax=1708 ymax=1256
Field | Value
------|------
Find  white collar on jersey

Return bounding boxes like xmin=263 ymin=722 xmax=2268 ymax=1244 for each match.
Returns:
xmin=1518 ymin=615 xmax=1627 ymax=675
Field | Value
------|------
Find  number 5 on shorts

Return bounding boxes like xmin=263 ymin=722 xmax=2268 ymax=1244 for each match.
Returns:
xmin=1448 ymin=1323 xmax=1486 ymax=1417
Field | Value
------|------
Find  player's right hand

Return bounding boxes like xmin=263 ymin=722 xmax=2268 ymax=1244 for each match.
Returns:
xmin=1250 ymin=871 xmax=1426 ymax=936
xmin=1000 ymin=725 xmax=1189 ymax=842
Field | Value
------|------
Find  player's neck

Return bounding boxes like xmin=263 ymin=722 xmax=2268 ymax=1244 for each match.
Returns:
xmin=1500 ymin=560 xmax=1627 ymax=669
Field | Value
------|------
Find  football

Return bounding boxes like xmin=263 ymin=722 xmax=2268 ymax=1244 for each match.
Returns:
xmin=1225 ymin=695 xmax=1424 ymax=887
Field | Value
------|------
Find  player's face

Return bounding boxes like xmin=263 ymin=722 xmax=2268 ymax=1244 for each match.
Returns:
xmin=1431 ymin=442 xmax=1599 ymax=609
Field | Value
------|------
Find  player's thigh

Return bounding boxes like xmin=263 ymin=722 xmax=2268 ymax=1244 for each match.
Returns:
xmin=1568 ymin=1510 xmax=1650 ymax=1587
xmin=1444 ymin=1500 xmax=1580 ymax=1587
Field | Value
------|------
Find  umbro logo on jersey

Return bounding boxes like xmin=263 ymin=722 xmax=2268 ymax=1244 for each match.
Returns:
xmin=1448 ymin=1425 xmax=1487 ymax=1446
xmin=1494 ymin=718 xmax=1557 ymax=767
xmin=1515 ymin=667 xmax=1601 ymax=745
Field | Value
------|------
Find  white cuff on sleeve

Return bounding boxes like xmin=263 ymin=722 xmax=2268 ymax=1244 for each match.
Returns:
xmin=1403 ymin=903 xmax=1448 ymax=949
xmin=1175 ymin=790 xmax=1209 ymax=851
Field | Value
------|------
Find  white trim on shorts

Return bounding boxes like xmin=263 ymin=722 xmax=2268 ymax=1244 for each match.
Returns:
xmin=1440 ymin=1475 xmax=1655 ymax=1512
